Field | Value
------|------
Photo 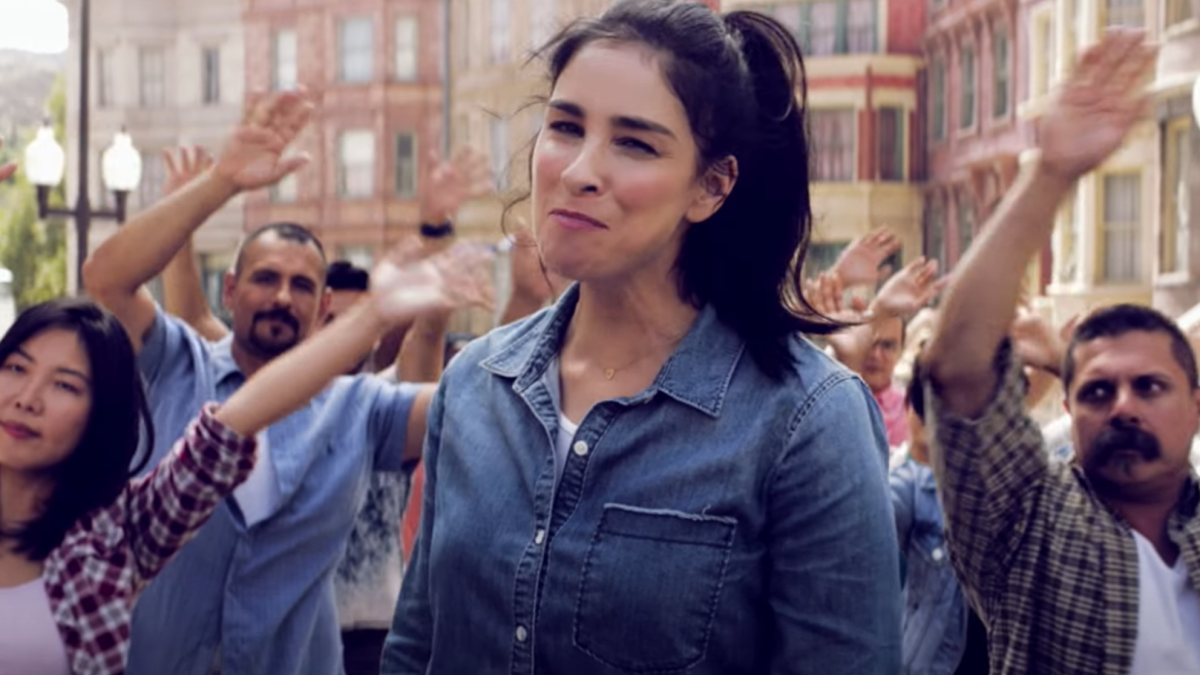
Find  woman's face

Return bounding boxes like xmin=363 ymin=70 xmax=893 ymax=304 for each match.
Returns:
xmin=0 ymin=329 xmax=92 ymax=475
xmin=532 ymin=42 xmax=733 ymax=285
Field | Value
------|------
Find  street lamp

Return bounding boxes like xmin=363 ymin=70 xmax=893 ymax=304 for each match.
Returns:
xmin=20 ymin=0 xmax=143 ymax=295
xmin=23 ymin=121 xmax=141 ymax=292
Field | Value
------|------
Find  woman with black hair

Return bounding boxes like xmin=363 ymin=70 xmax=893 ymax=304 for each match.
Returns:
xmin=0 ymin=235 xmax=489 ymax=674
xmin=383 ymin=1 xmax=900 ymax=672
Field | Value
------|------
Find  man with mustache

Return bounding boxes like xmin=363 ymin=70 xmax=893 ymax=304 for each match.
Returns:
xmin=920 ymin=30 xmax=1200 ymax=674
xmin=80 ymin=91 xmax=493 ymax=675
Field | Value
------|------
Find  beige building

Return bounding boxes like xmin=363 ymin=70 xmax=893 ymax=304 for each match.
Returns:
xmin=1034 ymin=0 xmax=1163 ymax=323
xmin=64 ymin=0 xmax=244 ymax=300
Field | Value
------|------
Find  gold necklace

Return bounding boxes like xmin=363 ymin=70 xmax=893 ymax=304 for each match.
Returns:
xmin=597 ymin=331 xmax=690 ymax=380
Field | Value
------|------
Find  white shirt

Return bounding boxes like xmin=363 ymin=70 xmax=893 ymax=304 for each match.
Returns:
xmin=232 ymin=430 xmax=280 ymax=526
xmin=1130 ymin=531 xmax=1200 ymax=674
xmin=0 ymin=578 xmax=72 ymax=675
xmin=555 ymin=412 xmax=578 ymax=486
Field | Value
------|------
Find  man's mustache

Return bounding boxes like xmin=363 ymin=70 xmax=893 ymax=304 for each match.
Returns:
xmin=1087 ymin=422 xmax=1162 ymax=467
xmin=252 ymin=309 xmax=299 ymax=333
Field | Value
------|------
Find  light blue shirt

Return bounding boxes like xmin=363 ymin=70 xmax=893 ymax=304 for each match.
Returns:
xmin=383 ymin=286 xmax=902 ymax=674
xmin=126 ymin=309 xmax=419 ymax=675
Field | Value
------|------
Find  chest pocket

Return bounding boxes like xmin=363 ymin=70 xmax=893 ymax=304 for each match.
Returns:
xmin=573 ymin=504 xmax=736 ymax=673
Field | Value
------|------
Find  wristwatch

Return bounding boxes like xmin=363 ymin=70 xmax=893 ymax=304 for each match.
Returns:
xmin=420 ymin=221 xmax=455 ymax=238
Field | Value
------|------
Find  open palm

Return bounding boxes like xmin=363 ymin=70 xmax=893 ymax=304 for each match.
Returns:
xmin=872 ymin=258 xmax=948 ymax=319
xmin=1039 ymin=29 xmax=1156 ymax=181
xmin=214 ymin=91 xmax=313 ymax=191
xmin=421 ymin=148 xmax=495 ymax=225
xmin=371 ymin=240 xmax=496 ymax=324
xmin=830 ymin=228 xmax=901 ymax=288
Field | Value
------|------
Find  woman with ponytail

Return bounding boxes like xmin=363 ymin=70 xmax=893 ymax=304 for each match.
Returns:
xmin=383 ymin=1 xmax=901 ymax=672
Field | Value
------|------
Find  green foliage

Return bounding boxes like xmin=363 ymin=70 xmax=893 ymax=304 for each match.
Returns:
xmin=0 ymin=73 xmax=68 ymax=310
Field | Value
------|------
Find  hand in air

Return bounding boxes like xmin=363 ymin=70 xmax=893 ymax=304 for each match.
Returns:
xmin=371 ymin=239 xmax=497 ymax=325
xmin=213 ymin=90 xmax=314 ymax=191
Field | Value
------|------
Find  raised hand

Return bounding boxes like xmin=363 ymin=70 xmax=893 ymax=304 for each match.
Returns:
xmin=421 ymin=148 xmax=495 ymax=225
xmin=371 ymin=239 xmax=496 ymax=325
xmin=1010 ymin=306 xmax=1067 ymax=372
xmin=162 ymin=146 xmax=215 ymax=196
xmin=830 ymin=228 xmax=901 ymax=288
xmin=213 ymin=90 xmax=313 ymax=192
xmin=805 ymin=271 xmax=869 ymax=323
xmin=1039 ymin=29 xmax=1157 ymax=182
xmin=871 ymin=257 xmax=949 ymax=319
xmin=0 ymin=138 xmax=16 ymax=182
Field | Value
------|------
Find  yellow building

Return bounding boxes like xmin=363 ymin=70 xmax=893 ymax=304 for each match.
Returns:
xmin=1031 ymin=0 xmax=1162 ymax=323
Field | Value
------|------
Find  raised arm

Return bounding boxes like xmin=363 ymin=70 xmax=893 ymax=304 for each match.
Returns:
xmin=82 ymin=91 xmax=313 ymax=350
xmin=922 ymin=30 xmax=1156 ymax=417
xmin=160 ymin=146 xmax=230 ymax=342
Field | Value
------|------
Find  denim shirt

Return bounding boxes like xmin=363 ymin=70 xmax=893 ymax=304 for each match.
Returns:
xmin=383 ymin=287 xmax=901 ymax=674
xmin=890 ymin=458 xmax=967 ymax=675
xmin=125 ymin=309 xmax=420 ymax=675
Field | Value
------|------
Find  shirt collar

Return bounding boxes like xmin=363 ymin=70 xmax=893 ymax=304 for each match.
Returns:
xmin=479 ymin=284 xmax=746 ymax=418
xmin=210 ymin=334 xmax=246 ymax=388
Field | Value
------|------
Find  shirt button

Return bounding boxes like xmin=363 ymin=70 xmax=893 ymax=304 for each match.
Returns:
xmin=932 ymin=547 xmax=945 ymax=562
xmin=534 ymin=529 xmax=546 ymax=545
xmin=515 ymin=625 xmax=529 ymax=643
xmin=573 ymin=441 xmax=590 ymax=457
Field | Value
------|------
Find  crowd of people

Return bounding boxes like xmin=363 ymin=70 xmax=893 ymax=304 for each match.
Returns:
xmin=0 ymin=1 xmax=1197 ymax=674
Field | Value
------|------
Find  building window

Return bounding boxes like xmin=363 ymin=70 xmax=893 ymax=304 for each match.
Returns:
xmin=97 ymin=49 xmax=114 ymax=107
xmin=1162 ymin=119 xmax=1191 ymax=275
xmin=272 ymin=29 xmax=298 ymax=91
xmin=339 ymin=17 xmax=374 ymax=83
xmin=959 ymin=46 xmax=976 ymax=129
xmin=137 ymin=151 xmax=166 ymax=209
xmin=394 ymin=15 xmax=418 ymax=81
xmin=925 ymin=197 xmax=947 ymax=269
xmin=957 ymin=193 xmax=975 ymax=256
xmin=395 ymin=132 xmax=418 ymax=198
xmin=491 ymin=117 xmax=510 ymax=190
xmin=773 ymin=3 xmax=803 ymax=38
xmin=1100 ymin=172 xmax=1142 ymax=283
xmin=139 ymin=48 xmax=165 ymax=107
xmin=992 ymin=29 xmax=1009 ymax=118
xmin=1168 ymin=0 xmax=1194 ymax=26
xmin=1032 ymin=13 xmax=1055 ymax=97
xmin=338 ymin=130 xmax=376 ymax=199
xmin=808 ymin=1 xmax=840 ymax=55
xmin=530 ymin=0 xmax=555 ymax=48
xmin=877 ymin=107 xmax=904 ymax=181
xmin=805 ymin=242 xmax=847 ymax=279
xmin=1105 ymin=0 xmax=1144 ymax=26
xmin=491 ymin=0 xmax=511 ymax=64
xmin=269 ymin=172 xmax=298 ymax=203
xmin=200 ymin=253 xmax=232 ymax=324
xmin=202 ymin=47 xmax=220 ymax=105
xmin=930 ymin=58 xmax=946 ymax=142
xmin=846 ymin=0 xmax=875 ymax=53
xmin=811 ymin=109 xmax=856 ymax=182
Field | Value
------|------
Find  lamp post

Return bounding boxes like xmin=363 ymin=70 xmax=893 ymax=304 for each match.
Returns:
xmin=22 ymin=0 xmax=142 ymax=295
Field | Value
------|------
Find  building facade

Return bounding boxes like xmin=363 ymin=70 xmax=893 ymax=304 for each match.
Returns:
xmin=65 ymin=0 xmax=246 ymax=296
xmin=723 ymin=0 xmax=928 ymax=275
xmin=242 ymin=0 xmax=444 ymax=277
xmin=924 ymin=0 xmax=1032 ymax=279
xmin=1035 ymin=0 xmax=1162 ymax=321
xmin=1150 ymin=0 xmax=1200 ymax=317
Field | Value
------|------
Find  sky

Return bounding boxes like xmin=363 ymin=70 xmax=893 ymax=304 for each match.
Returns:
xmin=0 ymin=0 xmax=68 ymax=54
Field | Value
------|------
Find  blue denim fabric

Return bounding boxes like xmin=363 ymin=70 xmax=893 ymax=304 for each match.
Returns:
xmin=382 ymin=287 xmax=902 ymax=674
xmin=125 ymin=309 xmax=419 ymax=675
xmin=890 ymin=458 xmax=968 ymax=675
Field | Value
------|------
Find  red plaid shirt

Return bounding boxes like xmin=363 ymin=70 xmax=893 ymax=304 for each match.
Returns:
xmin=40 ymin=404 xmax=255 ymax=675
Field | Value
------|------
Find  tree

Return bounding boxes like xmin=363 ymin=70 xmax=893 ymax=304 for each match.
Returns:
xmin=0 ymin=74 xmax=67 ymax=311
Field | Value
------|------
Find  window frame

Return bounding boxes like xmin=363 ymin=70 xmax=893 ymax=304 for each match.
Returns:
xmin=1096 ymin=170 xmax=1144 ymax=284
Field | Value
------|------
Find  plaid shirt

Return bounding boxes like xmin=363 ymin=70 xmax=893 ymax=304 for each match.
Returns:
xmin=41 ymin=404 xmax=254 ymax=675
xmin=925 ymin=342 xmax=1200 ymax=675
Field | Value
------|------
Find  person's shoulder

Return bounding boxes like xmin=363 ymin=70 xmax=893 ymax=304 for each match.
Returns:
xmin=778 ymin=334 xmax=869 ymax=403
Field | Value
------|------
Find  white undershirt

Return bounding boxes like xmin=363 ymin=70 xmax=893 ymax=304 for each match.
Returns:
xmin=0 ymin=578 xmax=71 ymax=675
xmin=1130 ymin=531 xmax=1200 ymax=674
xmin=555 ymin=413 xmax=578 ymax=486
xmin=232 ymin=430 xmax=279 ymax=527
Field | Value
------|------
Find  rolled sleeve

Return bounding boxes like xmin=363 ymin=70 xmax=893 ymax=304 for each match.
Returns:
xmin=922 ymin=340 xmax=1049 ymax=600
xmin=138 ymin=306 xmax=200 ymax=387
xmin=367 ymin=379 xmax=423 ymax=473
